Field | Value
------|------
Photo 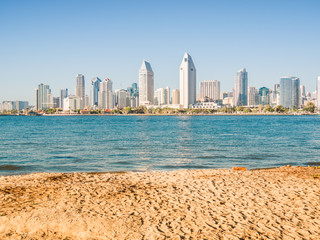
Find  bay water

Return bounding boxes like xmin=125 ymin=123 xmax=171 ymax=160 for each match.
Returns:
xmin=0 ymin=115 xmax=319 ymax=175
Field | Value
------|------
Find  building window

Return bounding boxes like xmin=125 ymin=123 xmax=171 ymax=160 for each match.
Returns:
xmin=184 ymin=58 xmax=187 ymax=62
xmin=191 ymin=68 xmax=193 ymax=71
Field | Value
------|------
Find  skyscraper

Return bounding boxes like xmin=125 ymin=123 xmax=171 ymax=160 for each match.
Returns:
xmin=99 ymin=78 xmax=113 ymax=109
xmin=172 ymin=89 xmax=180 ymax=105
xmin=234 ymin=68 xmax=248 ymax=106
xmin=60 ymin=88 xmax=68 ymax=109
xmin=90 ymin=77 xmax=102 ymax=107
xmin=280 ymin=76 xmax=300 ymax=108
xmin=154 ymin=87 xmax=170 ymax=105
xmin=199 ymin=80 xmax=220 ymax=100
xmin=35 ymin=83 xmax=51 ymax=110
xmin=180 ymin=53 xmax=196 ymax=108
xmin=114 ymin=89 xmax=127 ymax=108
xmin=139 ymin=60 xmax=154 ymax=106
xmin=75 ymin=74 xmax=85 ymax=108
xmin=248 ymin=87 xmax=259 ymax=106
xmin=259 ymin=87 xmax=270 ymax=106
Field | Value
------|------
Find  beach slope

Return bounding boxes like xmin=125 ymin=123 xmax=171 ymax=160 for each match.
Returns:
xmin=1 ymin=166 xmax=320 ymax=239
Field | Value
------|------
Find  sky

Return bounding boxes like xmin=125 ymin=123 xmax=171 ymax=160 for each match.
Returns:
xmin=0 ymin=0 xmax=320 ymax=104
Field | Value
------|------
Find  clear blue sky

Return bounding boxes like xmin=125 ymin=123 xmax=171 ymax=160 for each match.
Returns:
xmin=1 ymin=0 xmax=319 ymax=104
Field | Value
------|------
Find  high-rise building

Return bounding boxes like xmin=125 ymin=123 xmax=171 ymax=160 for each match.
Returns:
xmin=60 ymin=88 xmax=68 ymax=109
xmin=99 ymin=78 xmax=113 ymax=109
xmin=234 ymin=68 xmax=248 ymax=106
xmin=280 ymin=76 xmax=300 ymax=108
xmin=300 ymin=85 xmax=306 ymax=106
xmin=75 ymin=74 xmax=85 ymax=108
xmin=172 ymin=89 xmax=180 ymax=105
xmin=90 ymin=77 xmax=102 ymax=107
xmin=180 ymin=53 xmax=196 ymax=108
xmin=317 ymin=77 xmax=320 ymax=110
xmin=114 ymin=89 xmax=127 ymax=108
xmin=154 ymin=87 xmax=170 ymax=105
xmin=248 ymin=87 xmax=259 ymax=106
xmin=52 ymin=97 xmax=60 ymax=108
xmin=63 ymin=95 xmax=83 ymax=111
xmin=259 ymin=87 xmax=270 ymax=106
xmin=35 ymin=83 xmax=51 ymax=110
xmin=139 ymin=60 xmax=154 ymax=106
xmin=272 ymin=84 xmax=280 ymax=106
xmin=199 ymin=80 xmax=220 ymax=100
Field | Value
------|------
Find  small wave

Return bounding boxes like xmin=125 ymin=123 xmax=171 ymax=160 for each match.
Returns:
xmin=0 ymin=164 xmax=24 ymax=171
xmin=246 ymin=155 xmax=264 ymax=160
xmin=51 ymin=156 xmax=78 ymax=159
xmin=305 ymin=162 xmax=320 ymax=166
xmin=112 ymin=161 xmax=133 ymax=165
xmin=196 ymin=155 xmax=228 ymax=159
xmin=204 ymin=149 xmax=228 ymax=152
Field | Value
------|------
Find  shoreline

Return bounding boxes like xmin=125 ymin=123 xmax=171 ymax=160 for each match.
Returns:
xmin=0 ymin=164 xmax=316 ymax=177
xmin=1 ymin=165 xmax=320 ymax=239
xmin=0 ymin=113 xmax=318 ymax=116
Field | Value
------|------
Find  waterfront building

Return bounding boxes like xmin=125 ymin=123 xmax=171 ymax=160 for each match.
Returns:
xmin=272 ymin=84 xmax=280 ymax=106
xmin=114 ymin=89 xmax=127 ymax=108
xmin=154 ymin=87 xmax=170 ymax=105
xmin=317 ymin=77 xmax=320 ymax=110
xmin=259 ymin=87 xmax=270 ymax=106
xmin=299 ymin=85 xmax=306 ymax=106
xmin=0 ymin=101 xmax=28 ymax=112
xmin=192 ymin=102 xmax=221 ymax=110
xmin=172 ymin=89 xmax=180 ymax=105
xmin=234 ymin=68 xmax=248 ymax=106
xmin=35 ymin=83 xmax=51 ymax=110
xmin=199 ymin=80 xmax=220 ymax=101
xmin=90 ymin=77 xmax=102 ymax=107
xmin=75 ymin=74 xmax=85 ymax=109
xmin=60 ymin=88 xmax=68 ymax=109
xmin=63 ymin=95 xmax=82 ymax=111
xmin=52 ymin=97 xmax=60 ymax=108
xmin=99 ymin=78 xmax=113 ymax=109
xmin=180 ymin=53 xmax=196 ymax=108
xmin=15 ymin=101 xmax=29 ymax=111
xmin=280 ymin=76 xmax=300 ymax=108
xmin=248 ymin=87 xmax=259 ymax=106
xmin=139 ymin=60 xmax=154 ymax=106
xmin=154 ymin=88 xmax=161 ymax=105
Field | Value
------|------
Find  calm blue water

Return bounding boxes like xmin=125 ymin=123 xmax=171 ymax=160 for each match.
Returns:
xmin=0 ymin=115 xmax=319 ymax=175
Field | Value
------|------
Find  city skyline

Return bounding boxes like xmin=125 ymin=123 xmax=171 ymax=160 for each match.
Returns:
xmin=1 ymin=0 xmax=320 ymax=103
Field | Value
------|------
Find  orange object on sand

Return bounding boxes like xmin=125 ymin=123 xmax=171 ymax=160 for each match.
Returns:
xmin=232 ymin=167 xmax=247 ymax=171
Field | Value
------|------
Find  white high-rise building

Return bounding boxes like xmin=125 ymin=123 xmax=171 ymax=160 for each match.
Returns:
xmin=180 ymin=53 xmax=196 ymax=108
xmin=75 ymin=74 xmax=85 ymax=109
xmin=154 ymin=87 xmax=170 ymax=105
xmin=99 ymin=78 xmax=113 ymax=109
xmin=234 ymin=68 xmax=248 ymax=106
xmin=35 ymin=83 xmax=51 ymax=110
xmin=317 ymin=76 xmax=320 ymax=110
xmin=139 ymin=60 xmax=154 ymax=106
xmin=90 ymin=77 xmax=102 ymax=107
xmin=199 ymin=80 xmax=220 ymax=100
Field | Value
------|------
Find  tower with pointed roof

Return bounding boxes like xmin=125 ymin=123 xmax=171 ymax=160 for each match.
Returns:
xmin=139 ymin=60 xmax=154 ymax=106
xmin=180 ymin=53 xmax=196 ymax=108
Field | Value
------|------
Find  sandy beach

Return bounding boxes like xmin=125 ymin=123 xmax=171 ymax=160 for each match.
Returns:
xmin=1 ymin=166 xmax=320 ymax=239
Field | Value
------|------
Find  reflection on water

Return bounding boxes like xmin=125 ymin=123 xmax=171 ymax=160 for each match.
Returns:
xmin=0 ymin=115 xmax=320 ymax=175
